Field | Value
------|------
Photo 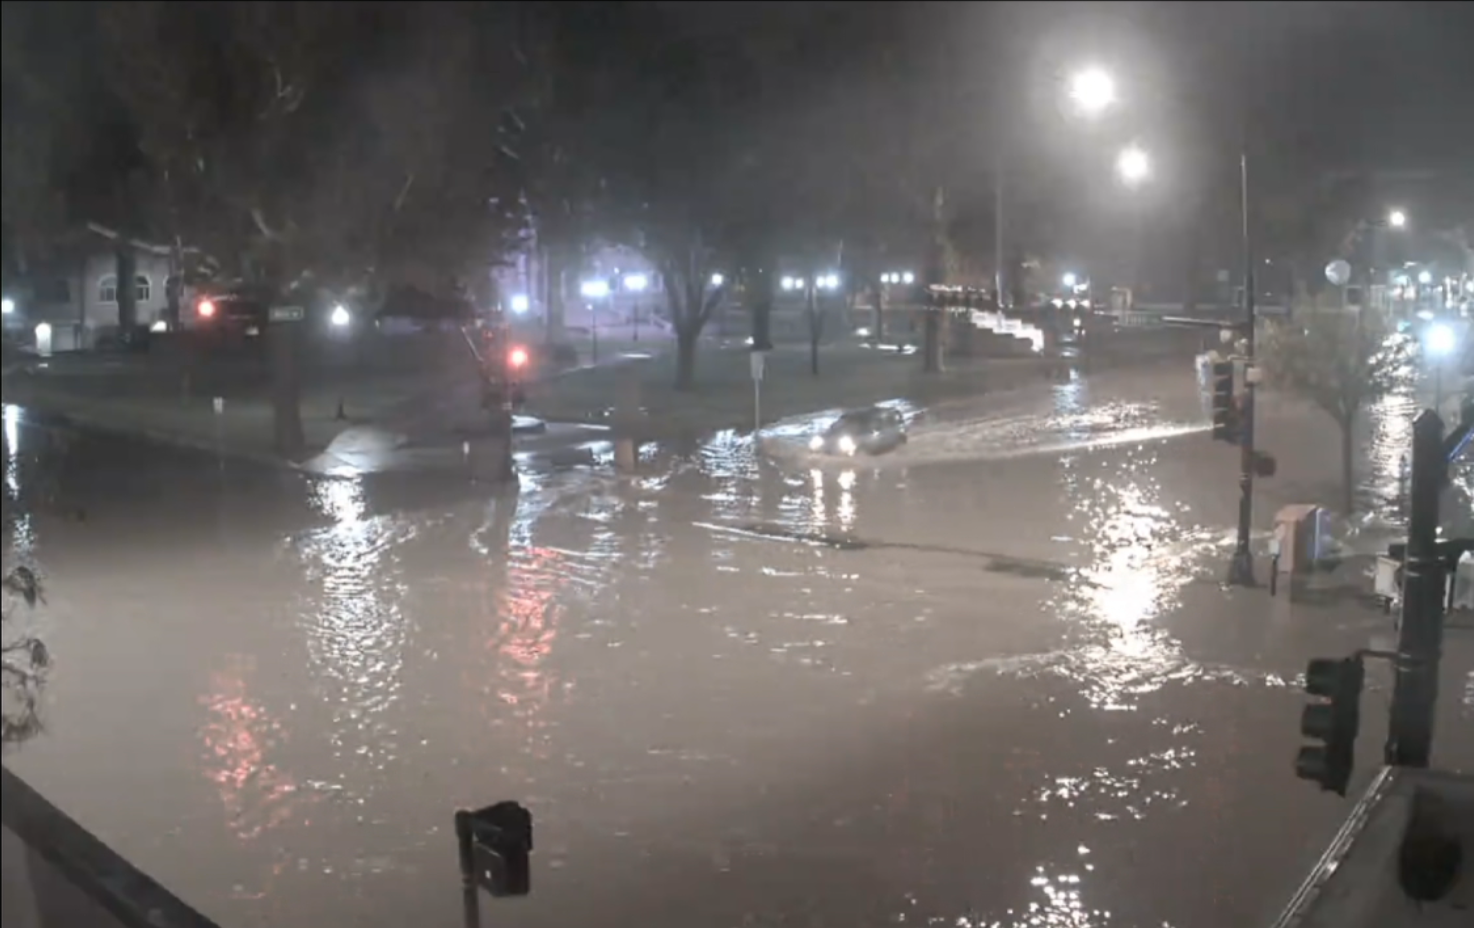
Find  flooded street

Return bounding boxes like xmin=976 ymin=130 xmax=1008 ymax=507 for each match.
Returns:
xmin=4 ymin=365 xmax=1472 ymax=928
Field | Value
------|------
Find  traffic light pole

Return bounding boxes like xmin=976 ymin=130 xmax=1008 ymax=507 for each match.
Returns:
xmin=1383 ymin=409 xmax=1449 ymax=768
xmin=1227 ymin=151 xmax=1257 ymax=587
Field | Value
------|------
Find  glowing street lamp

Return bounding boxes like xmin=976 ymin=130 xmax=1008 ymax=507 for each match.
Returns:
xmin=1116 ymin=145 xmax=1151 ymax=186
xmin=509 ymin=294 xmax=531 ymax=314
xmin=622 ymin=273 xmax=648 ymax=292
xmin=0 ymin=297 xmax=13 ymax=315
xmin=1388 ymin=209 xmax=1408 ymax=230
xmin=1062 ymin=272 xmax=1078 ymax=289
xmin=1068 ymin=67 xmax=1117 ymax=117
xmin=580 ymin=279 xmax=610 ymax=299
xmin=1426 ymin=322 xmax=1456 ymax=357
xmin=709 ymin=273 xmax=725 ymax=287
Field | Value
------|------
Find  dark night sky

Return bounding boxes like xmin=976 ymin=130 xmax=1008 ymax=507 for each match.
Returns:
xmin=5 ymin=0 xmax=1470 ymax=284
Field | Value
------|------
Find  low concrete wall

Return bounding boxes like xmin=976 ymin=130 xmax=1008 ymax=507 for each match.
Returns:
xmin=1 ymin=767 xmax=221 ymax=928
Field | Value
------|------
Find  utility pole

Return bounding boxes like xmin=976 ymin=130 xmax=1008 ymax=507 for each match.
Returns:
xmin=1383 ymin=409 xmax=1457 ymax=767
xmin=1227 ymin=150 xmax=1258 ymax=587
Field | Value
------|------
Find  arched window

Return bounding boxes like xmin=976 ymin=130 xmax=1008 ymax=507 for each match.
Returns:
xmin=98 ymin=274 xmax=118 ymax=304
xmin=135 ymin=274 xmax=152 ymax=303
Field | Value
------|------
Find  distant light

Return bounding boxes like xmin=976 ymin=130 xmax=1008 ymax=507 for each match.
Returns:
xmin=197 ymin=299 xmax=216 ymax=318
xmin=901 ymin=271 xmax=915 ymax=284
xmin=1116 ymin=145 xmax=1151 ymax=185
xmin=881 ymin=273 xmax=895 ymax=284
xmin=1425 ymin=322 xmax=1456 ymax=356
xmin=1388 ymin=209 xmax=1407 ymax=230
xmin=580 ymin=280 xmax=610 ymax=299
xmin=330 ymin=304 xmax=351 ymax=327
xmin=818 ymin=274 xmax=840 ymax=290
xmin=710 ymin=273 xmax=725 ymax=287
xmin=1051 ymin=298 xmax=1064 ymax=308
xmin=623 ymin=274 xmax=647 ymax=292
xmin=781 ymin=276 xmax=797 ymax=291
xmin=1069 ymin=67 xmax=1117 ymax=116
xmin=510 ymin=294 xmax=531 ymax=313
xmin=1417 ymin=270 xmax=1433 ymax=285
xmin=1466 ymin=279 xmax=1474 ymax=294
xmin=1062 ymin=272 xmax=1078 ymax=288
xmin=0 ymin=298 xmax=13 ymax=315
xmin=34 ymin=322 xmax=51 ymax=339
xmin=508 ymin=346 xmax=529 ymax=369
xmin=150 ymin=319 xmax=168 ymax=333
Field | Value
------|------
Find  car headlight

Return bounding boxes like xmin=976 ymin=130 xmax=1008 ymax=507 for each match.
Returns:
xmin=809 ymin=435 xmax=825 ymax=451
xmin=837 ymin=435 xmax=857 ymax=455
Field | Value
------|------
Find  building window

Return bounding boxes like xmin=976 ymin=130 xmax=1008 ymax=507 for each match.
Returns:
xmin=135 ymin=275 xmax=152 ymax=303
xmin=98 ymin=275 xmax=118 ymax=304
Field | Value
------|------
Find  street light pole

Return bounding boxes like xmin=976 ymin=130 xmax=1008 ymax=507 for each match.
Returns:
xmin=1228 ymin=149 xmax=1258 ymax=587
xmin=994 ymin=145 xmax=1006 ymax=310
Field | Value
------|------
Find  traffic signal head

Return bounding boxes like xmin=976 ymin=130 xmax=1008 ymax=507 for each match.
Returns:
xmin=1210 ymin=360 xmax=1238 ymax=443
xmin=1294 ymin=656 xmax=1364 ymax=796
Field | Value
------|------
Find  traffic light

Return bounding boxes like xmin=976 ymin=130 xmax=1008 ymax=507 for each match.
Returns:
xmin=1294 ymin=656 xmax=1364 ymax=796
xmin=1210 ymin=359 xmax=1238 ymax=443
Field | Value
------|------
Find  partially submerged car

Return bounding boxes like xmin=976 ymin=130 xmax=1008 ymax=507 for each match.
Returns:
xmin=808 ymin=406 xmax=907 ymax=457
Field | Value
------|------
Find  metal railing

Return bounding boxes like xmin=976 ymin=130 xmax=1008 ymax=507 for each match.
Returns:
xmin=1 ymin=765 xmax=222 ymax=928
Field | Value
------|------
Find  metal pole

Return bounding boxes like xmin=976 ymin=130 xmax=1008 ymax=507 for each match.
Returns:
xmin=994 ymin=145 xmax=1006 ymax=310
xmin=1227 ymin=149 xmax=1258 ymax=586
xmin=1384 ymin=409 xmax=1448 ymax=768
xmin=753 ymin=378 xmax=761 ymax=433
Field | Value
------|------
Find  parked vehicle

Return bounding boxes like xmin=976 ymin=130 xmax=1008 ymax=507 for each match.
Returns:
xmin=808 ymin=406 xmax=907 ymax=456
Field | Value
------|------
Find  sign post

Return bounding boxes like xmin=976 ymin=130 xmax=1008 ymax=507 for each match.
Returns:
xmin=749 ymin=350 xmax=766 ymax=432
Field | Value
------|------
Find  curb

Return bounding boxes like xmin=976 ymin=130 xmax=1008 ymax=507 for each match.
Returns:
xmin=12 ymin=396 xmax=305 ymax=472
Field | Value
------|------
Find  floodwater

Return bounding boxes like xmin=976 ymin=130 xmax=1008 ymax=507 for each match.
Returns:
xmin=3 ymin=365 xmax=1472 ymax=928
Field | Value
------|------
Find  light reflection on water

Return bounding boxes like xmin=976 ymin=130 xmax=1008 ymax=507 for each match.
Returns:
xmin=294 ymin=476 xmax=412 ymax=785
xmin=198 ymin=656 xmax=304 ymax=844
xmin=1048 ymin=383 xmax=1202 ymax=713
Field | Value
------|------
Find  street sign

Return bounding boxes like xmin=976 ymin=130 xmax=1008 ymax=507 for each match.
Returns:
xmin=1325 ymin=259 xmax=1352 ymax=287
xmin=749 ymin=350 xmax=766 ymax=381
xmin=269 ymin=305 xmax=305 ymax=323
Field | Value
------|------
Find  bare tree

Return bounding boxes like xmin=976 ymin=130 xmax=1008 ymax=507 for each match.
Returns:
xmin=1 ymin=566 xmax=47 ymax=747
xmin=1258 ymin=303 xmax=1409 ymax=514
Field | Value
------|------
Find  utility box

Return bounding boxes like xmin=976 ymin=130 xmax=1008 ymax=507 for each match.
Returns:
xmin=1274 ymin=504 xmax=1332 ymax=575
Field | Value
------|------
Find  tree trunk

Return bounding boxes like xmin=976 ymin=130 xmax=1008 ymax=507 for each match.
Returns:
xmin=114 ymin=245 xmax=138 ymax=336
xmin=807 ymin=289 xmax=821 ymax=376
xmin=873 ymin=284 xmax=886 ymax=346
xmin=751 ymin=287 xmax=773 ymax=350
xmin=1339 ymin=419 xmax=1356 ymax=515
xmin=922 ymin=308 xmax=942 ymax=373
xmin=544 ymin=244 xmax=566 ymax=344
xmin=674 ymin=327 xmax=698 ymax=391
xmin=269 ymin=321 xmax=305 ymax=459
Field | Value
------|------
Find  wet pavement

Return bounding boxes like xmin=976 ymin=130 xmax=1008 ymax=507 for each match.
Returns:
xmin=3 ymin=363 xmax=1472 ymax=928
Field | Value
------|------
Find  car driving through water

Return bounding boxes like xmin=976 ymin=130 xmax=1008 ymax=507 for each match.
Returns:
xmin=808 ymin=406 xmax=908 ymax=457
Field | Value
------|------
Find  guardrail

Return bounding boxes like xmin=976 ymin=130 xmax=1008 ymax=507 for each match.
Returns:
xmin=1 ymin=766 xmax=222 ymax=928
